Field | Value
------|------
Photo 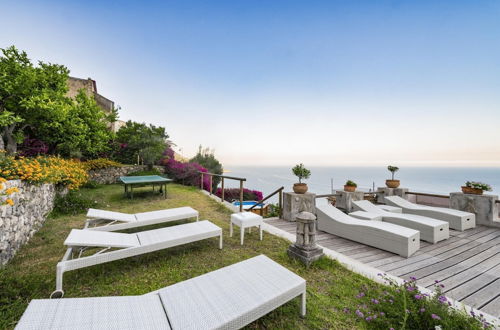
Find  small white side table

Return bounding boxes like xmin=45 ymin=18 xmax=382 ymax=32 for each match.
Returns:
xmin=230 ymin=212 xmax=264 ymax=245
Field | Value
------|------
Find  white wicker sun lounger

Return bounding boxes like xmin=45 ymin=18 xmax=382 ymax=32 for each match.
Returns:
xmin=52 ymin=220 xmax=222 ymax=298
xmin=384 ymin=195 xmax=476 ymax=231
xmin=17 ymin=255 xmax=306 ymax=330
xmin=85 ymin=206 xmax=199 ymax=231
xmin=350 ymin=200 xmax=449 ymax=244
xmin=316 ymin=204 xmax=420 ymax=257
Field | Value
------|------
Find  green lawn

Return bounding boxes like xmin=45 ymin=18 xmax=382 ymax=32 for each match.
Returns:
xmin=1 ymin=183 xmax=378 ymax=329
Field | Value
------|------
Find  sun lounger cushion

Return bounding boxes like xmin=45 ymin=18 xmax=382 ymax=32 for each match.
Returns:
xmin=16 ymin=296 xmax=171 ymax=330
xmin=64 ymin=230 xmax=140 ymax=248
xmin=87 ymin=208 xmax=137 ymax=222
xmin=135 ymin=207 xmax=198 ymax=222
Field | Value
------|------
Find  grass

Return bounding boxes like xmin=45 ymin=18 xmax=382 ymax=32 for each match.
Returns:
xmin=1 ymin=183 xmax=380 ymax=329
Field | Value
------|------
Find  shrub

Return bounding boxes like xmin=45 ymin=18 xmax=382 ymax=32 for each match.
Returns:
xmin=215 ymin=188 xmax=263 ymax=202
xmin=160 ymin=147 xmax=211 ymax=190
xmin=292 ymin=163 xmax=311 ymax=183
xmin=113 ymin=121 xmax=168 ymax=165
xmin=127 ymin=168 xmax=162 ymax=176
xmin=345 ymin=180 xmax=357 ymax=187
xmin=18 ymin=138 xmax=49 ymax=157
xmin=346 ymin=275 xmax=492 ymax=329
xmin=52 ymin=191 xmax=98 ymax=216
xmin=0 ymin=156 xmax=88 ymax=190
xmin=465 ymin=181 xmax=492 ymax=191
xmin=82 ymin=181 xmax=101 ymax=189
xmin=265 ymin=203 xmax=281 ymax=218
xmin=190 ymin=146 xmax=223 ymax=190
xmin=84 ymin=158 xmax=123 ymax=171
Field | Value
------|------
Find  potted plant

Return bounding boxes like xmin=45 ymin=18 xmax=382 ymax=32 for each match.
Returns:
xmin=386 ymin=165 xmax=400 ymax=188
xmin=344 ymin=180 xmax=357 ymax=192
xmin=462 ymin=181 xmax=492 ymax=195
xmin=292 ymin=163 xmax=311 ymax=194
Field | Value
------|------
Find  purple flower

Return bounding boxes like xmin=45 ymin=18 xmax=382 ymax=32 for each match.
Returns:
xmin=420 ymin=308 xmax=426 ymax=313
xmin=440 ymin=284 xmax=445 ymax=288
xmin=365 ymin=316 xmax=372 ymax=321
xmin=471 ymin=310 xmax=476 ymax=317
xmin=431 ymin=314 xmax=441 ymax=320
xmin=407 ymin=286 xmax=415 ymax=292
xmin=355 ymin=310 xmax=364 ymax=318
xmin=438 ymin=295 xmax=447 ymax=303
xmin=371 ymin=298 xmax=379 ymax=304
xmin=410 ymin=276 xmax=417 ymax=281
xmin=389 ymin=299 xmax=394 ymax=304
xmin=414 ymin=294 xmax=422 ymax=300
xmin=380 ymin=312 xmax=385 ymax=316
xmin=435 ymin=280 xmax=440 ymax=283
xmin=343 ymin=308 xmax=350 ymax=313
xmin=356 ymin=292 xmax=365 ymax=298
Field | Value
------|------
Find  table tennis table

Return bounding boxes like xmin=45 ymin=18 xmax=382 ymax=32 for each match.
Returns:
xmin=119 ymin=175 xmax=173 ymax=199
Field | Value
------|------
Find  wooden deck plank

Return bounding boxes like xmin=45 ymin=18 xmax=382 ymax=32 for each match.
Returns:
xmin=445 ymin=263 xmax=500 ymax=301
xmin=380 ymin=239 xmax=482 ymax=273
xmin=482 ymin=294 xmax=500 ymax=316
xmin=417 ymin=247 xmax=500 ymax=287
xmin=462 ymin=279 xmax=500 ymax=309
xmin=437 ymin=252 xmax=500 ymax=292
xmin=393 ymin=236 xmax=500 ymax=277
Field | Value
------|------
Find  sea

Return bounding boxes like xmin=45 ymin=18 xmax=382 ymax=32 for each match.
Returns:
xmin=221 ymin=166 xmax=500 ymax=204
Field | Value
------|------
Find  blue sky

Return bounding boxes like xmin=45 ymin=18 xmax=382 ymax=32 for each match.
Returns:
xmin=1 ymin=0 xmax=500 ymax=166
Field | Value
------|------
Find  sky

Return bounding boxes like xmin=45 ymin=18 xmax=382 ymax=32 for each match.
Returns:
xmin=1 ymin=0 xmax=500 ymax=166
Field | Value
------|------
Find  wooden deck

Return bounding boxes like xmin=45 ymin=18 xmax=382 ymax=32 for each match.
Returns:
xmin=265 ymin=217 xmax=500 ymax=318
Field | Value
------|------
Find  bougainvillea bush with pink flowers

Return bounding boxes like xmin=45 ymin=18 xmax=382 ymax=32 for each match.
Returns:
xmin=344 ymin=274 xmax=492 ymax=329
xmin=215 ymin=188 xmax=263 ymax=202
xmin=160 ymin=147 xmax=211 ymax=190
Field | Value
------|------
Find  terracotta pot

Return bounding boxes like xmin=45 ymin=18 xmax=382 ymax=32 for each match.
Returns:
xmin=344 ymin=185 xmax=356 ymax=192
xmin=386 ymin=179 xmax=400 ymax=188
xmin=461 ymin=186 xmax=483 ymax=195
xmin=293 ymin=183 xmax=308 ymax=194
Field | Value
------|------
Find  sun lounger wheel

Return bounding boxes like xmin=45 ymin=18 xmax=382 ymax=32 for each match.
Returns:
xmin=50 ymin=290 xmax=64 ymax=299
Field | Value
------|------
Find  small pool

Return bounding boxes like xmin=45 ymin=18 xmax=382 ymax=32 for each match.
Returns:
xmin=233 ymin=201 xmax=265 ymax=208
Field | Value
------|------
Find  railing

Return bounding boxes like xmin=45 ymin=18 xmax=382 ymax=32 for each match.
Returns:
xmin=247 ymin=186 xmax=284 ymax=217
xmin=199 ymin=172 xmax=247 ymax=212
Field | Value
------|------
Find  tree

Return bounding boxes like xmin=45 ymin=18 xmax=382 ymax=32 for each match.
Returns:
xmin=114 ymin=121 xmax=168 ymax=165
xmin=190 ymin=146 xmax=223 ymax=190
xmin=0 ymin=45 xmax=116 ymax=157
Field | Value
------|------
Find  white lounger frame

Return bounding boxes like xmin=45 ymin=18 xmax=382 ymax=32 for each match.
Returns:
xmin=384 ymin=195 xmax=476 ymax=231
xmin=53 ymin=220 xmax=222 ymax=298
xmin=351 ymin=200 xmax=450 ymax=244
xmin=316 ymin=204 xmax=420 ymax=257
xmin=17 ymin=255 xmax=306 ymax=330
xmin=84 ymin=206 xmax=199 ymax=232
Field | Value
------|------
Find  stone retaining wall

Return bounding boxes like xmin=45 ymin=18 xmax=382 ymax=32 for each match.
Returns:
xmin=88 ymin=165 xmax=166 ymax=184
xmin=0 ymin=180 xmax=62 ymax=266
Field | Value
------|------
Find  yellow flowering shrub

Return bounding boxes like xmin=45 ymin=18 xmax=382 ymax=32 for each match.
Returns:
xmin=0 ymin=177 xmax=18 ymax=206
xmin=83 ymin=158 xmax=123 ymax=171
xmin=0 ymin=156 xmax=88 ymax=190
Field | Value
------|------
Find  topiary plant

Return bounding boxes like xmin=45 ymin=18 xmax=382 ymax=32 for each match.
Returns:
xmin=387 ymin=165 xmax=399 ymax=180
xmin=292 ymin=163 xmax=311 ymax=184
xmin=345 ymin=180 xmax=357 ymax=187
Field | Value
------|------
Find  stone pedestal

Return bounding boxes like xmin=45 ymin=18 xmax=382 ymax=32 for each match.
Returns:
xmin=335 ymin=190 xmax=364 ymax=212
xmin=287 ymin=211 xmax=324 ymax=267
xmin=282 ymin=192 xmax=316 ymax=222
xmin=450 ymin=192 xmax=500 ymax=228
xmin=377 ymin=187 xmax=408 ymax=203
